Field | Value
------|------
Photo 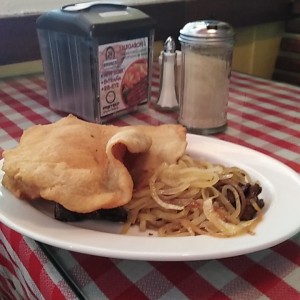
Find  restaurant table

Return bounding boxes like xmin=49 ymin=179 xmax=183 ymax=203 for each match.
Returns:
xmin=0 ymin=63 xmax=300 ymax=300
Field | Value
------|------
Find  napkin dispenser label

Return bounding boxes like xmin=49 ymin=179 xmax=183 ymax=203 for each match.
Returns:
xmin=99 ymin=38 xmax=148 ymax=117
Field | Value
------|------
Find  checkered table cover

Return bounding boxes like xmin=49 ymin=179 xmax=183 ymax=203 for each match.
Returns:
xmin=0 ymin=64 xmax=300 ymax=300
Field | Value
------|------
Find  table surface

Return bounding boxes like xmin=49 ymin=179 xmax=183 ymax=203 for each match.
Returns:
xmin=0 ymin=64 xmax=300 ymax=300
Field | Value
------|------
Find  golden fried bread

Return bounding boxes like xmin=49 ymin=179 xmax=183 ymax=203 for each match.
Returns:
xmin=2 ymin=115 xmax=152 ymax=212
xmin=2 ymin=115 xmax=187 ymax=213
xmin=126 ymin=124 xmax=187 ymax=188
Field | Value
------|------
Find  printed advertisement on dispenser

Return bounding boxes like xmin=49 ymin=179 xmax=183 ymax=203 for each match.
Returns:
xmin=98 ymin=37 xmax=149 ymax=117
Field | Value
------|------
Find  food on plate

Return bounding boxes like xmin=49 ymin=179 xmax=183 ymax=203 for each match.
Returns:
xmin=1 ymin=115 xmax=265 ymax=237
xmin=54 ymin=203 xmax=128 ymax=223
xmin=1 ymin=115 xmax=186 ymax=213
xmin=123 ymin=155 xmax=264 ymax=237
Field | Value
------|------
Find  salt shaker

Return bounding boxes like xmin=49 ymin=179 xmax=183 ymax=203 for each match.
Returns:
xmin=155 ymin=36 xmax=179 ymax=111
xmin=159 ymin=50 xmax=182 ymax=102
xmin=178 ymin=20 xmax=235 ymax=134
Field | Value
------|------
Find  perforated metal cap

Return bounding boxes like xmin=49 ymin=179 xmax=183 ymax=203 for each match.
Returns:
xmin=179 ymin=20 xmax=234 ymax=44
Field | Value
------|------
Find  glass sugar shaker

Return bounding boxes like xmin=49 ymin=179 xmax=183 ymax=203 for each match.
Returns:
xmin=178 ymin=20 xmax=235 ymax=134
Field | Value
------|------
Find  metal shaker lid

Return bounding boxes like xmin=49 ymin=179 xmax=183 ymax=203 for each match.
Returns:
xmin=179 ymin=20 xmax=234 ymax=44
xmin=164 ymin=36 xmax=176 ymax=53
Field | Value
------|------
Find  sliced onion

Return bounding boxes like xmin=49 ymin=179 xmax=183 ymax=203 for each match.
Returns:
xmin=149 ymin=173 xmax=184 ymax=210
xmin=149 ymin=165 xmax=184 ymax=210
xmin=203 ymin=197 xmax=256 ymax=236
xmin=150 ymin=187 xmax=185 ymax=210
xmin=221 ymin=185 xmax=241 ymax=218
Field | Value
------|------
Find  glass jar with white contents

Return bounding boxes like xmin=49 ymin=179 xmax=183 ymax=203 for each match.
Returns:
xmin=178 ymin=20 xmax=235 ymax=134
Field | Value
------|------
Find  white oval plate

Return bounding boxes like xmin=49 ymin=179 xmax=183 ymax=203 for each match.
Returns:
xmin=1 ymin=134 xmax=300 ymax=261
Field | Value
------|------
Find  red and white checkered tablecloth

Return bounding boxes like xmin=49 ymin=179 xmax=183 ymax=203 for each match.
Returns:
xmin=0 ymin=64 xmax=300 ymax=299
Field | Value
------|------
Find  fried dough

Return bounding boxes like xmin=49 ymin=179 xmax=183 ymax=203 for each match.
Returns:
xmin=125 ymin=124 xmax=187 ymax=188
xmin=2 ymin=115 xmax=152 ymax=212
xmin=2 ymin=115 xmax=187 ymax=213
